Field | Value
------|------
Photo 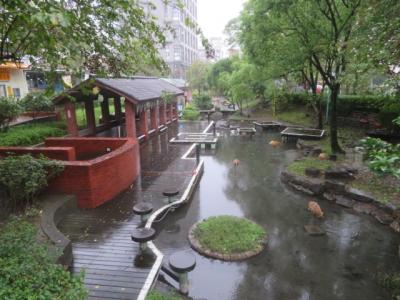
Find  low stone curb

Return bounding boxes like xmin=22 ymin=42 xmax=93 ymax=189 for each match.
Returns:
xmin=187 ymin=221 xmax=267 ymax=261
xmin=40 ymin=194 xmax=77 ymax=268
xmin=281 ymin=170 xmax=399 ymax=232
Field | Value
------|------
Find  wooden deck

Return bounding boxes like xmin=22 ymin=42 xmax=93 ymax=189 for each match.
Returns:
xmin=58 ymin=123 xmax=202 ymax=299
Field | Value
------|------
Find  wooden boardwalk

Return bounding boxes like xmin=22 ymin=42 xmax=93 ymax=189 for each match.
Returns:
xmin=58 ymin=123 xmax=203 ymax=299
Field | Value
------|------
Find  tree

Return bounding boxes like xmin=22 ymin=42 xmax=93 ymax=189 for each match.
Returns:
xmin=187 ymin=61 xmax=211 ymax=94
xmin=239 ymin=0 xmax=364 ymax=154
xmin=208 ymin=58 xmax=235 ymax=96
xmin=0 ymin=97 xmax=21 ymax=132
xmin=0 ymin=0 xmax=169 ymax=76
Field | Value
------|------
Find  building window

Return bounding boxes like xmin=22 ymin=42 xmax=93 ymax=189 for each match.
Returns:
xmin=173 ymin=8 xmax=180 ymax=20
xmin=13 ymin=88 xmax=21 ymax=99
xmin=0 ymin=69 xmax=10 ymax=81
xmin=0 ymin=85 xmax=6 ymax=97
xmin=174 ymin=47 xmax=182 ymax=61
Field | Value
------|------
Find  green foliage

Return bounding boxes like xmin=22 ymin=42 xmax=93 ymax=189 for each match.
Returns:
xmin=182 ymin=105 xmax=200 ymax=121
xmin=0 ymin=155 xmax=64 ymax=210
xmin=287 ymin=158 xmax=333 ymax=176
xmin=193 ymin=94 xmax=213 ymax=110
xmin=194 ymin=216 xmax=266 ymax=254
xmin=0 ymin=122 xmax=66 ymax=146
xmin=360 ymin=137 xmax=400 ymax=179
xmin=0 ymin=217 xmax=87 ymax=299
xmin=146 ymin=291 xmax=182 ymax=300
xmin=0 ymin=0 xmax=169 ymax=77
xmin=21 ymin=92 xmax=54 ymax=114
xmin=0 ymin=97 xmax=21 ymax=132
xmin=187 ymin=61 xmax=211 ymax=93
xmin=379 ymin=272 xmax=400 ymax=299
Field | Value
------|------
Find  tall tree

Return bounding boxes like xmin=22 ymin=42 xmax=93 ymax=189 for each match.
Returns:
xmin=187 ymin=60 xmax=211 ymax=94
xmin=239 ymin=0 xmax=363 ymax=153
xmin=0 ymin=0 xmax=169 ymax=76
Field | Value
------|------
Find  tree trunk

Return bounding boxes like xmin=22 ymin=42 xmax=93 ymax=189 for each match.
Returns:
xmin=317 ymin=98 xmax=323 ymax=129
xmin=330 ymin=84 xmax=344 ymax=154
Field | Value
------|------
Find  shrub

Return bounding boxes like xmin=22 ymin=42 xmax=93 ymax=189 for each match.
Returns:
xmin=20 ymin=92 xmax=54 ymax=117
xmin=360 ymin=137 xmax=400 ymax=178
xmin=193 ymin=94 xmax=213 ymax=110
xmin=0 ymin=217 xmax=87 ymax=299
xmin=0 ymin=155 xmax=64 ymax=210
xmin=0 ymin=97 xmax=21 ymax=132
xmin=183 ymin=105 xmax=200 ymax=120
xmin=0 ymin=122 xmax=66 ymax=146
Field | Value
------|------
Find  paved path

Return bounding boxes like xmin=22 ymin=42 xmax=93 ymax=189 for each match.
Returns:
xmin=58 ymin=122 xmax=206 ymax=300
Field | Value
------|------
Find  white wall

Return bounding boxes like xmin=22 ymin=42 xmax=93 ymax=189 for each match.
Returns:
xmin=0 ymin=69 xmax=29 ymax=99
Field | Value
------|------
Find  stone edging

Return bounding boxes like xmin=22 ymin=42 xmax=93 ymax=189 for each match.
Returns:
xmin=188 ymin=220 xmax=267 ymax=261
xmin=280 ymin=170 xmax=400 ymax=232
xmin=40 ymin=194 xmax=77 ymax=268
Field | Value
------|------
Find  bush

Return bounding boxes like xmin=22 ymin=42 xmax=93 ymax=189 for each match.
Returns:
xmin=0 ymin=122 xmax=66 ymax=146
xmin=0 ymin=155 xmax=64 ymax=210
xmin=0 ymin=97 xmax=21 ymax=132
xmin=360 ymin=137 xmax=400 ymax=178
xmin=0 ymin=217 xmax=87 ymax=299
xmin=20 ymin=92 xmax=54 ymax=117
xmin=183 ymin=105 xmax=200 ymax=121
xmin=193 ymin=94 xmax=213 ymax=110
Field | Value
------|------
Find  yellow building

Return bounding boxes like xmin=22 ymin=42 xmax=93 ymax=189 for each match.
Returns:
xmin=0 ymin=62 xmax=29 ymax=99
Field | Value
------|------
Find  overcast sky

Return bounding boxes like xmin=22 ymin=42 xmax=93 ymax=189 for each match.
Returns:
xmin=197 ymin=0 xmax=246 ymax=38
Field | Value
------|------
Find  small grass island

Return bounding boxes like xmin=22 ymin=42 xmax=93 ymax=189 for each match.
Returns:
xmin=188 ymin=215 xmax=267 ymax=261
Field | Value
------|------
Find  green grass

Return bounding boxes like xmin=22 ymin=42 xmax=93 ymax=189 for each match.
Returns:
xmin=0 ymin=122 xmax=67 ymax=146
xmin=276 ymin=109 xmax=314 ymax=127
xmin=194 ymin=216 xmax=266 ymax=255
xmin=287 ymin=157 xmax=334 ymax=176
xmin=379 ymin=272 xmax=400 ymax=299
xmin=350 ymin=173 xmax=400 ymax=205
xmin=146 ymin=291 xmax=182 ymax=300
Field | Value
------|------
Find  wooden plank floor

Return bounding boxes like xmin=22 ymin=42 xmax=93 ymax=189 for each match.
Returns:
xmin=58 ymin=124 xmax=200 ymax=300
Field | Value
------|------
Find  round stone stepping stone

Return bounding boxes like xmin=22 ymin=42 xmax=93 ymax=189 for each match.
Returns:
xmin=131 ymin=228 xmax=156 ymax=243
xmin=163 ymin=189 xmax=179 ymax=198
xmin=133 ymin=202 xmax=154 ymax=216
xmin=169 ymin=251 xmax=196 ymax=273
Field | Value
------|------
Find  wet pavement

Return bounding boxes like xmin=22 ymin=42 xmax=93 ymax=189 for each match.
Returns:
xmin=154 ymin=129 xmax=400 ymax=300
xmin=58 ymin=121 xmax=207 ymax=300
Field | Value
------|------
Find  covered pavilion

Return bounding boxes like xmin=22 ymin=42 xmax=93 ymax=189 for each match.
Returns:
xmin=53 ymin=77 xmax=184 ymax=141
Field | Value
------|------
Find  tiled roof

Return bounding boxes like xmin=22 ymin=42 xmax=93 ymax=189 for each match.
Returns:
xmin=161 ymin=78 xmax=187 ymax=89
xmin=53 ymin=77 xmax=184 ymax=104
xmin=96 ymin=77 xmax=183 ymax=102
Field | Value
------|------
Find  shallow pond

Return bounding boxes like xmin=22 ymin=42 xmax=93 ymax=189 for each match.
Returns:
xmin=154 ymin=129 xmax=400 ymax=300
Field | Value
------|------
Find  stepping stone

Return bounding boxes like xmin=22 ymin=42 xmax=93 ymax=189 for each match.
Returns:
xmin=335 ymin=195 xmax=355 ymax=208
xmin=169 ymin=251 xmax=196 ymax=273
xmin=163 ymin=189 xmax=180 ymax=198
xmin=304 ymin=225 xmax=326 ymax=236
xmin=133 ymin=202 xmax=153 ymax=216
xmin=131 ymin=228 xmax=156 ymax=243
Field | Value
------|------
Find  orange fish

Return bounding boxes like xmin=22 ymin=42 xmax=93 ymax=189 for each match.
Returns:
xmin=308 ymin=201 xmax=324 ymax=218
xmin=233 ymin=159 xmax=240 ymax=167
xmin=269 ymin=140 xmax=281 ymax=147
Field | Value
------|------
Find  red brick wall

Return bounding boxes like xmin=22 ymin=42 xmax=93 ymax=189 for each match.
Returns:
xmin=48 ymin=138 xmax=140 ymax=208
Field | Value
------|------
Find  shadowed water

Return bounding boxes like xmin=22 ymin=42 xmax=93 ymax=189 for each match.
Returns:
xmin=154 ymin=130 xmax=400 ymax=300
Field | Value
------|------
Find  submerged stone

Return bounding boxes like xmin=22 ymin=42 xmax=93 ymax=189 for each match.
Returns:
xmin=372 ymin=209 xmax=394 ymax=225
xmin=353 ymin=203 xmax=377 ymax=215
xmin=335 ymin=196 xmax=355 ymax=208
xmin=304 ymin=224 xmax=326 ymax=236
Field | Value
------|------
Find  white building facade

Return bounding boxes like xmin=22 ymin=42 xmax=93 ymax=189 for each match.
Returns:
xmin=143 ymin=0 xmax=199 ymax=79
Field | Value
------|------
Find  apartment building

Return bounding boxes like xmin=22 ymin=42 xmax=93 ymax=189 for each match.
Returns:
xmin=143 ymin=0 xmax=199 ymax=79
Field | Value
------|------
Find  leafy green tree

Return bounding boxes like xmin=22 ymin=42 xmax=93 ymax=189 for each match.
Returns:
xmin=187 ymin=61 xmax=211 ymax=94
xmin=21 ymin=92 xmax=54 ymax=118
xmin=238 ymin=0 xmax=364 ymax=154
xmin=0 ymin=0 xmax=168 ymax=76
xmin=193 ymin=94 xmax=213 ymax=110
xmin=208 ymin=58 xmax=234 ymax=95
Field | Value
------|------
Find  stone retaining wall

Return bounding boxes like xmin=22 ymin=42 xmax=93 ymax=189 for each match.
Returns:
xmin=281 ymin=170 xmax=399 ymax=232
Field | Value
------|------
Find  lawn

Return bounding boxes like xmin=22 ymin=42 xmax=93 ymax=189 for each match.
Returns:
xmin=194 ymin=215 xmax=266 ymax=255
xmin=287 ymin=157 xmax=334 ymax=176
xmin=0 ymin=122 xmax=67 ymax=146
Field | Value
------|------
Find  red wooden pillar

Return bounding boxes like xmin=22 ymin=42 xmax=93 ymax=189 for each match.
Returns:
xmin=150 ymin=105 xmax=159 ymax=131
xmin=114 ymin=97 xmax=122 ymax=123
xmin=159 ymin=102 xmax=166 ymax=125
xmin=125 ymin=101 xmax=137 ymax=138
xmin=84 ymin=100 xmax=96 ymax=135
xmin=64 ymin=102 xmax=78 ymax=136
xmin=101 ymin=98 xmax=110 ymax=124
xmin=173 ymin=102 xmax=179 ymax=119
xmin=139 ymin=109 xmax=149 ymax=138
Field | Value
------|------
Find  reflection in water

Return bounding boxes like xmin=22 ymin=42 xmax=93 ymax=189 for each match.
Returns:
xmin=154 ymin=131 xmax=400 ymax=300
